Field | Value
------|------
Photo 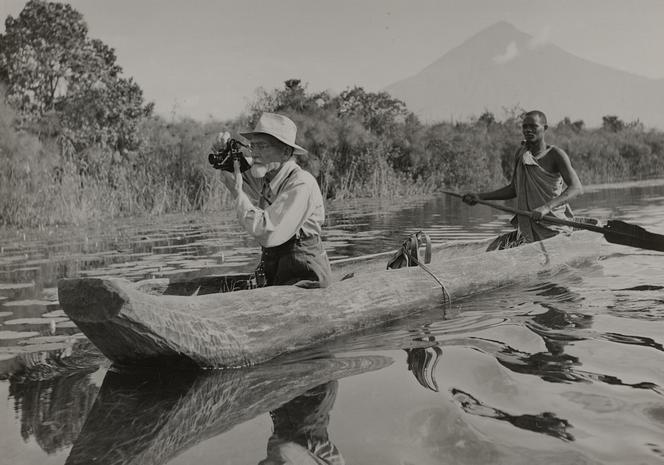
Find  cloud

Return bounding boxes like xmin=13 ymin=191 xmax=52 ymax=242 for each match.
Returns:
xmin=493 ymin=41 xmax=519 ymax=64
xmin=528 ymin=25 xmax=551 ymax=49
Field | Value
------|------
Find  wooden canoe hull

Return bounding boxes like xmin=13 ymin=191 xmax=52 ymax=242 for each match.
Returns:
xmin=57 ymin=231 xmax=603 ymax=368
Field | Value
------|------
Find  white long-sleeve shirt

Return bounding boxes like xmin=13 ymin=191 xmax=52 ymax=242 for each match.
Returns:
xmin=235 ymin=160 xmax=325 ymax=248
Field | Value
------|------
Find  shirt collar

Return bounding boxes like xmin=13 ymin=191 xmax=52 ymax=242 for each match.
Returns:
xmin=266 ymin=158 xmax=298 ymax=193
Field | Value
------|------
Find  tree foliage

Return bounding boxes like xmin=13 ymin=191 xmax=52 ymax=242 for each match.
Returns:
xmin=337 ymin=86 xmax=409 ymax=135
xmin=602 ymin=115 xmax=625 ymax=133
xmin=0 ymin=0 xmax=153 ymax=153
xmin=245 ymin=81 xmax=427 ymax=196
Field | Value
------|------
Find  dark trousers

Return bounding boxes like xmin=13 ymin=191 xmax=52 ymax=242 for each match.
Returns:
xmin=260 ymin=235 xmax=332 ymax=288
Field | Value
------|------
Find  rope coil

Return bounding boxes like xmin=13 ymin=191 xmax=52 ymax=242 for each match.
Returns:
xmin=387 ymin=231 xmax=451 ymax=305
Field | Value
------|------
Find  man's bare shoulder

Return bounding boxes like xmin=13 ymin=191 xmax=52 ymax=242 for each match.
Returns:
xmin=549 ymin=144 xmax=569 ymax=156
xmin=545 ymin=145 xmax=578 ymax=175
xmin=543 ymin=145 xmax=570 ymax=163
xmin=532 ymin=145 xmax=568 ymax=174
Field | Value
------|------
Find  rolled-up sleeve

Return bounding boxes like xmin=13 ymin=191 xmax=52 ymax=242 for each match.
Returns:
xmin=236 ymin=179 xmax=312 ymax=247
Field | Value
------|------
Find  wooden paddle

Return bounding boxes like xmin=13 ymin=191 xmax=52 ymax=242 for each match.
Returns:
xmin=442 ymin=190 xmax=664 ymax=252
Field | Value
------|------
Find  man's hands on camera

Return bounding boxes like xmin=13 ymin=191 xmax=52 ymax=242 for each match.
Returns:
xmin=462 ymin=193 xmax=480 ymax=206
xmin=214 ymin=131 xmax=243 ymax=198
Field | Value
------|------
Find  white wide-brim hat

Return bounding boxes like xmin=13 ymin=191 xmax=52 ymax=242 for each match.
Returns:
xmin=241 ymin=112 xmax=307 ymax=155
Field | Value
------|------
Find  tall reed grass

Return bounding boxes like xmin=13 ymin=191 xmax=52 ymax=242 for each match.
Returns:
xmin=2 ymin=102 xmax=663 ymax=228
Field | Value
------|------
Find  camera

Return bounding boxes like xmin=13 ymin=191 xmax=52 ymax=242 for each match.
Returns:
xmin=208 ymin=138 xmax=252 ymax=173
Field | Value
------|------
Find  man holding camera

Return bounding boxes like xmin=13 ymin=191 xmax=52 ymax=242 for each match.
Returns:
xmin=216 ymin=112 xmax=332 ymax=288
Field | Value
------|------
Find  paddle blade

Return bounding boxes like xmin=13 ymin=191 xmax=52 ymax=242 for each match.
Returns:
xmin=604 ymin=220 xmax=664 ymax=252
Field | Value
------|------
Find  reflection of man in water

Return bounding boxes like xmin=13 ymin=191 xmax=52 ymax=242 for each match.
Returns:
xmin=452 ymin=388 xmax=574 ymax=441
xmin=499 ymin=300 xmax=595 ymax=383
xmin=259 ymin=381 xmax=344 ymax=465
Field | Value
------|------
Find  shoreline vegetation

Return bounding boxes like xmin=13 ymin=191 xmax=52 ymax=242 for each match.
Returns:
xmin=2 ymin=1 xmax=664 ymax=229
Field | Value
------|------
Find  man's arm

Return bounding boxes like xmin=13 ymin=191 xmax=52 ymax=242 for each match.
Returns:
xmin=551 ymin=147 xmax=583 ymax=207
xmin=240 ymin=171 xmax=262 ymax=203
xmin=478 ymin=183 xmax=517 ymax=201
xmin=463 ymin=148 xmax=519 ymax=205
xmin=462 ymin=183 xmax=516 ymax=205
xmin=236 ymin=178 xmax=311 ymax=247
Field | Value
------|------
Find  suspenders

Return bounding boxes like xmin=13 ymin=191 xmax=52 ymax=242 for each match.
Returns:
xmin=259 ymin=165 xmax=299 ymax=207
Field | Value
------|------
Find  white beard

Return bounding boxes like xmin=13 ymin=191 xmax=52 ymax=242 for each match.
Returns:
xmin=250 ymin=162 xmax=281 ymax=178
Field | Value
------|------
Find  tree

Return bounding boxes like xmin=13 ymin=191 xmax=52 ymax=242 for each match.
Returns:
xmin=602 ymin=115 xmax=625 ymax=133
xmin=477 ymin=111 xmax=496 ymax=126
xmin=556 ymin=116 xmax=585 ymax=133
xmin=572 ymin=119 xmax=585 ymax=132
xmin=250 ymin=79 xmax=325 ymax=117
xmin=337 ymin=86 xmax=409 ymax=136
xmin=0 ymin=0 xmax=152 ymax=153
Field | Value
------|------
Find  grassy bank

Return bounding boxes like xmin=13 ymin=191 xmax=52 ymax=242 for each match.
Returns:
xmin=2 ymin=89 xmax=664 ymax=228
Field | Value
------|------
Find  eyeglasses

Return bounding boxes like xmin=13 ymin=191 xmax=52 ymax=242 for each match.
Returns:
xmin=250 ymin=142 xmax=272 ymax=150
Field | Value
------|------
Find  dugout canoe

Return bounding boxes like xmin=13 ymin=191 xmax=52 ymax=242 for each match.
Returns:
xmin=57 ymin=230 xmax=604 ymax=369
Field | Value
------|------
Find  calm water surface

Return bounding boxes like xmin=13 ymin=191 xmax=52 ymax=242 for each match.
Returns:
xmin=0 ymin=181 xmax=663 ymax=465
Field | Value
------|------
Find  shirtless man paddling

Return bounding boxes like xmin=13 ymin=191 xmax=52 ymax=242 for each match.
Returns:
xmin=463 ymin=110 xmax=583 ymax=248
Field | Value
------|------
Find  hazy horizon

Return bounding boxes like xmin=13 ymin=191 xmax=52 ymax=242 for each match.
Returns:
xmin=1 ymin=0 xmax=663 ymax=122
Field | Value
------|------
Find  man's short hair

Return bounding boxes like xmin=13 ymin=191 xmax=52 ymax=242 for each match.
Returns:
xmin=524 ymin=110 xmax=547 ymax=125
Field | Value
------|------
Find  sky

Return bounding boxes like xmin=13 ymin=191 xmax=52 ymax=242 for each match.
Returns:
xmin=1 ymin=0 xmax=663 ymax=121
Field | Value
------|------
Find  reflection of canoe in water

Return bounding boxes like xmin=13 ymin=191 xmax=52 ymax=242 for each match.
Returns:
xmin=65 ymin=354 xmax=392 ymax=465
xmin=57 ymin=230 xmax=603 ymax=368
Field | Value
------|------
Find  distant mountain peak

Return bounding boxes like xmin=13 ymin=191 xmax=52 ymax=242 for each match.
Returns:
xmin=471 ymin=21 xmax=531 ymax=46
xmin=462 ymin=21 xmax=551 ymax=62
xmin=422 ymin=21 xmax=536 ymax=72
xmin=473 ymin=21 xmax=527 ymax=41
xmin=385 ymin=22 xmax=664 ymax=128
